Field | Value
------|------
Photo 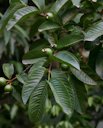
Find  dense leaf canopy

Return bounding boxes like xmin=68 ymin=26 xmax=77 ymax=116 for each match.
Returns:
xmin=0 ymin=0 xmax=103 ymax=128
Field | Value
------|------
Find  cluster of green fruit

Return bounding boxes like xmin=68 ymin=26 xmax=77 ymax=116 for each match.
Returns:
xmin=0 ymin=77 xmax=13 ymax=92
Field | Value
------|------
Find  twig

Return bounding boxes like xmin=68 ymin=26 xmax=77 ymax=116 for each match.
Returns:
xmin=7 ymin=64 xmax=32 ymax=84
xmin=48 ymin=64 xmax=52 ymax=81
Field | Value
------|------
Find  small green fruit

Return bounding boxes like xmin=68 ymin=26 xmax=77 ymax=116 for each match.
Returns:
xmin=4 ymin=84 xmax=13 ymax=92
xmin=42 ymin=48 xmax=53 ymax=56
xmin=0 ymin=77 xmax=7 ymax=87
xmin=46 ymin=12 xmax=54 ymax=19
xmin=61 ymin=63 xmax=68 ymax=70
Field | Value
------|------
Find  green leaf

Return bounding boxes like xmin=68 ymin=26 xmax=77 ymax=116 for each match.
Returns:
xmin=70 ymin=67 xmax=97 ymax=85
xmin=12 ymin=87 xmax=22 ymax=103
xmin=15 ymin=25 xmax=29 ymax=40
xmin=44 ymin=32 xmax=57 ymax=47
xmin=2 ymin=63 xmax=14 ymax=79
xmin=68 ymin=76 xmax=87 ymax=113
xmin=28 ymin=59 xmax=46 ymax=73
xmin=96 ymin=49 xmax=103 ymax=80
xmin=32 ymin=0 xmax=45 ymax=10
xmin=50 ymin=0 xmax=68 ymax=13
xmin=88 ymin=45 xmax=101 ymax=70
xmin=11 ymin=61 xmax=23 ymax=74
xmin=57 ymin=121 xmax=73 ymax=128
xmin=0 ymin=1 xmax=25 ymax=30
xmin=47 ymin=70 xmax=75 ymax=117
xmin=29 ymin=39 xmax=49 ymax=51
xmin=9 ymin=0 xmax=25 ymax=3
xmin=14 ymin=62 xmax=23 ymax=74
xmin=81 ymin=62 xmax=102 ymax=84
xmin=29 ymin=17 xmax=45 ymax=37
xmin=62 ymin=8 xmax=78 ymax=25
xmin=10 ymin=104 xmax=18 ymax=119
xmin=28 ymin=81 xmax=47 ymax=123
xmin=53 ymin=51 xmax=80 ymax=70
xmin=4 ymin=30 xmax=11 ymax=45
xmin=16 ymin=73 xmax=28 ymax=84
xmin=38 ymin=21 xmax=60 ymax=32
xmin=85 ymin=22 xmax=103 ymax=41
xmin=22 ymin=49 xmax=46 ymax=62
xmin=7 ymin=6 xmax=38 ymax=30
xmin=57 ymin=32 xmax=83 ymax=49
xmin=22 ymin=57 xmax=47 ymax=65
xmin=71 ymin=0 xmax=81 ymax=7
xmin=22 ymin=65 xmax=45 ymax=104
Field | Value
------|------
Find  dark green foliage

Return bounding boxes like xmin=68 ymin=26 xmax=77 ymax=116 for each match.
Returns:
xmin=0 ymin=0 xmax=103 ymax=127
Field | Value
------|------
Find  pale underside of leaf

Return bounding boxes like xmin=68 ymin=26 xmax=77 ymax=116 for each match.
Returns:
xmin=38 ymin=21 xmax=60 ymax=32
xmin=85 ymin=22 xmax=103 ymax=41
xmin=70 ymin=67 xmax=97 ymax=85
xmin=54 ymin=51 xmax=80 ymax=70
xmin=22 ymin=57 xmax=47 ymax=65
xmin=7 ymin=6 xmax=38 ymax=30
xmin=71 ymin=0 xmax=81 ymax=8
xmin=0 ymin=1 xmax=25 ymax=30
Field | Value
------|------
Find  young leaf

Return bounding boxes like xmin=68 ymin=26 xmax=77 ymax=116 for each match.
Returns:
xmin=38 ymin=21 xmax=60 ymax=32
xmin=32 ymin=0 xmax=45 ymax=10
xmin=85 ymin=22 xmax=103 ymax=41
xmin=2 ymin=63 xmax=14 ymax=79
xmin=47 ymin=70 xmax=75 ymax=117
xmin=70 ymin=67 xmax=97 ymax=85
xmin=22 ymin=66 xmax=45 ymax=104
xmin=7 ymin=6 xmax=38 ymax=30
xmin=28 ymin=81 xmax=47 ymax=123
xmin=53 ymin=51 xmax=80 ymax=70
